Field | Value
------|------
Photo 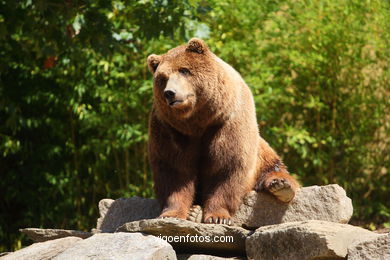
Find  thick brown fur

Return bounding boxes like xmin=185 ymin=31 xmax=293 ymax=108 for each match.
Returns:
xmin=147 ymin=38 xmax=299 ymax=225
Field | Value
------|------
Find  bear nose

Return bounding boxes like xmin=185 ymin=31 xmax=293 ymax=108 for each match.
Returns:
xmin=164 ymin=89 xmax=176 ymax=101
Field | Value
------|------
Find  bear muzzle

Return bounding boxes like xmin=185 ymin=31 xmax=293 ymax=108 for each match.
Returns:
xmin=164 ymin=89 xmax=178 ymax=105
xmin=162 ymin=74 xmax=195 ymax=109
xmin=164 ymin=89 xmax=189 ymax=107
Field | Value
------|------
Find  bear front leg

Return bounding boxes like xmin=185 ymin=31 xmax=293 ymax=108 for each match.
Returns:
xmin=159 ymin=186 xmax=194 ymax=219
xmin=149 ymin=113 xmax=198 ymax=220
xmin=153 ymin=164 xmax=196 ymax=219
xmin=202 ymin=176 xmax=245 ymax=225
xmin=200 ymin=125 xmax=257 ymax=226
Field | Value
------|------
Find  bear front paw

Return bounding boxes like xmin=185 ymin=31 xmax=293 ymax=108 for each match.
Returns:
xmin=265 ymin=177 xmax=296 ymax=203
xmin=203 ymin=208 xmax=233 ymax=225
xmin=159 ymin=209 xmax=187 ymax=219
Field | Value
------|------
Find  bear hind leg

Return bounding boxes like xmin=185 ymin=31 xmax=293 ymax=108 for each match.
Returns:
xmin=257 ymin=171 xmax=299 ymax=202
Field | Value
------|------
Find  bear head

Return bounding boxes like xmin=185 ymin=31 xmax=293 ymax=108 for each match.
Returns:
xmin=147 ymin=38 xmax=237 ymax=131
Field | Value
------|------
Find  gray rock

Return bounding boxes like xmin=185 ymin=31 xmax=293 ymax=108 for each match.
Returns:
xmin=374 ymin=227 xmax=390 ymax=234
xmin=117 ymin=218 xmax=250 ymax=255
xmin=348 ymin=233 xmax=390 ymax=260
xmin=1 ymin=237 xmax=82 ymax=260
xmin=20 ymin=228 xmax=92 ymax=242
xmin=235 ymin=184 xmax=353 ymax=228
xmin=97 ymin=197 xmax=160 ymax=232
xmin=97 ymin=185 xmax=353 ymax=231
xmin=54 ymin=232 xmax=176 ymax=260
xmin=177 ymin=254 xmax=244 ymax=260
xmin=246 ymin=220 xmax=378 ymax=260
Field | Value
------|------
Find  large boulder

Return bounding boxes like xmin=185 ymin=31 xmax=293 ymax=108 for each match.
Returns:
xmin=246 ymin=220 xmax=378 ymax=260
xmin=235 ymin=184 xmax=353 ymax=228
xmin=19 ymin=228 xmax=92 ymax=242
xmin=117 ymin=218 xmax=250 ymax=255
xmin=97 ymin=197 xmax=160 ymax=232
xmin=97 ymin=184 xmax=353 ymax=230
xmin=347 ymin=233 xmax=390 ymax=260
xmin=53 ymin=232 xmax=176 ymax=260
xmin=2 ymin=237 xmax=82 ymax=260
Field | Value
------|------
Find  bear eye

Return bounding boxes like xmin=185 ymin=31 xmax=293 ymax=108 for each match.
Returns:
xmin=179 ymin=68 xmax=190 ymax=75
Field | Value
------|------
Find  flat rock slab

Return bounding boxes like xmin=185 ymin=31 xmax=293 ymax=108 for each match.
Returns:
xmin=2 ymin=237 xmax=82 ymax=260
xmin=20 ymin=228 xmax=92 ymax=242
xmin=53 ymin=232 xmax=176 ymax=260
xmin=117 ymin=218 xmax=250 ymax=255
xmin=97 ymin=184 xmax=353 ymax=231
xmin=246 ymin=220 xmax=378 ymax=260
xmin=348 ymin=233 xmax=390 ymax=260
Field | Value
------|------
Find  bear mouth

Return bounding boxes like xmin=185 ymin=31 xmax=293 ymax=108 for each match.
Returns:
xmin=169 ymin=100 xmax=184 ymax=106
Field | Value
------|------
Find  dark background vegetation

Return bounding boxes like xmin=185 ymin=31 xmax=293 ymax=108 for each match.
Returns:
xmin=1 ymin=0 xmax=389 ymax=251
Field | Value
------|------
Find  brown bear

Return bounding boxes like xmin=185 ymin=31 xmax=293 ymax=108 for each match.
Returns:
xmin=147 ymin=38 xmax=299 ymax=225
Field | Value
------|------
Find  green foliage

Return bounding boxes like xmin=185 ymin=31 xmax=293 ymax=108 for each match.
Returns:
xmin=1 ymin=0 xmax=389 ymax=251
xmin=204 ymin=0 xmax=390 ymax=227
xmin=0 ymin=0 xmax=199 ymax=250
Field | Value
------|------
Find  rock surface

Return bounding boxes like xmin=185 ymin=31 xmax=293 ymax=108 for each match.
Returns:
xmin=347 ymin=233 xmax=390 ymax=260
xmin=235 ymin=184 xmax=353 ymax=228
xmin=6 ymin=184 xmax=386 ymax=260
xmin=20 ymin=228 xmax=92 ymax=242
xmin=374 ymin=227 xmax=390 ymax=234
xmin=177 ymin=254 xmax=244 ymax=260
xmin=1 ymin=237 xmax=82 ymax=260
xmin=246 ymin=220 xmax=378 ymax=260
xmin=117 ymin=218 xmax=250 ymax=255
xmin=97 ymin=197 xmax=160 ymax=232
xmin=97 ymin=184 xmax=353 ymax=230
xmin=53 ymin=232 xmax=176 ymax=260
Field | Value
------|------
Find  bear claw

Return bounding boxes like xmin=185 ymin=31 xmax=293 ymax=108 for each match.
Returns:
xmin=158 ymin=216 xmax=173 ymax=220
xmin=159 ymin=209 xmax=187 ymax=219
xmin=204 ymin=216 xmax=233 ymax=225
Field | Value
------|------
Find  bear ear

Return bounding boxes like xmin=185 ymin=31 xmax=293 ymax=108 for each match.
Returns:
xmin=186 ymin=38 xmax=208 ymax=54
xmin=147 ymin=54 xmax=161 ymax=74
